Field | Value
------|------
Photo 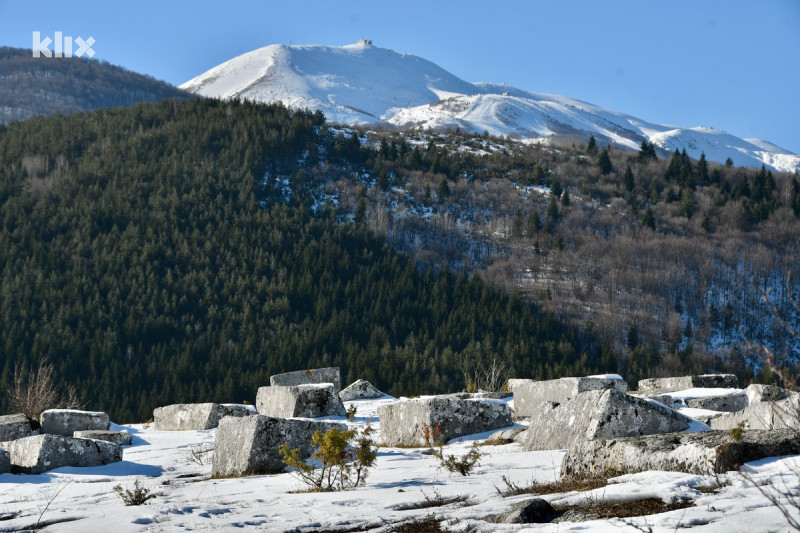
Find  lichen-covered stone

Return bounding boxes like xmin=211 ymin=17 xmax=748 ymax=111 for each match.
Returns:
xmin=513 ymin=377 xmax=627 ymax=419
xmin=3 ymin=434 xmax=122 ymax=474
xmin=637 ymin=374 xmax=738 ymax=391
xmin=685 ymin=394 xmax=748 ymax=412
xmin=0 ymin=413 xmax=33 ymax=442
xmin=710 ymin=395 xmax=800 ymax=431
xmin=745 ymin=383 xmax=792 ymax=405
xmin=74 ymin=430 xmax=132 ymax=446
xmin=522 ymin=389 xmax=692 ymax=452
xmin=256 ymin=384 xmax=346 ymax=418
xmin=40 ymin=409 xmax=109 ymax=436
xmin=339 ymin=379 xmax=385 ymax=401
xmin=377 ymin=396 xmax=512 ymax=447
xmin=561 ymin=429 xmax=800 ymax=478
xmin=153 ymin=403 xmax=254 ymax=431
xmin=211 ymin=414 xmax=346 ymax=477
xmin=270 ymin=367 xmax=342 ymax=393
xmin=0 ymin=447 xmax=9 ymax=474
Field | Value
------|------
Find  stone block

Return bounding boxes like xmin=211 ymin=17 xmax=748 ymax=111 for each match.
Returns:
xmin=256 ymin=384 xmax=346 ymax=418
xmin=40 ymin=409 xmax=109 ymax=436
xmin=522 ymin=389 xmax=692 ymax=452
xmin=513 ymin=376 xmax=627 ymax=418
xmin=0 ymin=447 xmax=9 ymax=474
xmin=710 ymin=395 xmax=800 ymax=431
xmin=377 ymin=396 xmax=512 ymax=447
xmin=637 ymin=374 xmax=738 ymax=391
xmin=0 ymin=413 xmax=33 ymax=442
xmin=153 ymin=403 xmax=254 ymax=431
xmin=270 ymin=367 xmax=341 ymax=393
xmin=339 ymin=379 xmax=385 ymax=401
xmin=745 ymin=384 xmax=792 ymax=405
xmin=561 ymin=429 xmax=800 ymax=478
xmin=74 ymin=430 xmax=132 ymax=446
xmin=685 ymin=394 xmax=748 ymax=412
xmin=211 ymin=414 xmax=346 ymax=477
xmin=3 ymin=434 xmax=122 ymax=474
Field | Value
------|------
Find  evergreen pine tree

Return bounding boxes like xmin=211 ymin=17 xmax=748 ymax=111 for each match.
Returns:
xmin=597 ymin=148 xmax=613 ymax=174
xmin=623 ymin=162 xmax=635 ymax=191
xmin=642 ymin=207 xmax=655 ymax=229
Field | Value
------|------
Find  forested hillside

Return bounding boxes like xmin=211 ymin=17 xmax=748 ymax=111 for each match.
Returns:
xmin=0 ymin=99 xmax=604 ymax=421
xmin=0 ymin=47 xmax=191 ymax=124
xmin=311 ymin=129 xmax=800 ymax=385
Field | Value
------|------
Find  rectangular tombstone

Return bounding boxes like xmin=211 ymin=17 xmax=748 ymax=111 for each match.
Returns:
xmin=0 ymin=413 xmax=33 ymax=442
xmin=270 ymin=367 xmax=342 ymax=393
xmin=153 ymin=403 xmax=254 ymax=431
xmin=256 ymin=384 xmax=346 ymax=418
xmin=513 ymin=376 xmax=627 ymax=418
xmin=40 ymin=409 xmax=109 ymax=436
xmin=211 ymin=414 xmax=346 ymax=477
xmin=637 ymin=374 xmax=738 ymax=391
xmin=522 ymin=389 xmax=693 ymax=452
xmin=377 ymin=396 xmax=512 ymax=447
xmin=4 ymin=434 xmax=122 ymax=474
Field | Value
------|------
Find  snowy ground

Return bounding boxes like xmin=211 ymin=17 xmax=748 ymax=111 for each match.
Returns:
xmin=1 ymin=395 xmax=799 ymax=532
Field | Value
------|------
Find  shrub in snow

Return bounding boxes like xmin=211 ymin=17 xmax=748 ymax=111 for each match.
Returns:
xmin=279 ymin=426 xmax=377 ymax=491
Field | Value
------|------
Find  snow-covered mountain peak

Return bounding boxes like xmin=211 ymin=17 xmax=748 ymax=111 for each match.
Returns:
xmin=181 ymin=43 xmax=799 ymax=173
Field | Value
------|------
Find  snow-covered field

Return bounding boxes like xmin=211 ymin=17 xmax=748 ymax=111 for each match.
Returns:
xmin=1 ymin=395 xmax=799 ymax=532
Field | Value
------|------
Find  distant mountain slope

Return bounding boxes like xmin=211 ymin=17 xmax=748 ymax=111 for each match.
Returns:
xmin=0 ymin=46 xmax=191 ymax=123
xmin=181 ymin=42 xmax=800 ymax=173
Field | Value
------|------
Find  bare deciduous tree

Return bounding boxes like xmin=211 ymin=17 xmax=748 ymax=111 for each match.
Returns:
xmin=6 ymin=359 xmax=82 ymax=427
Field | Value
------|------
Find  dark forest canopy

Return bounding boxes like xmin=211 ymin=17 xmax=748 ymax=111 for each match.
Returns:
xmin=0 ymin=99 xmax=606 ymax=421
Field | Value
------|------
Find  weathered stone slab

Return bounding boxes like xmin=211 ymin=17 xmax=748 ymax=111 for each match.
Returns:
xmin=522 ymin=389 xmax=693 ymax=452
xmin=377 ymin=396 xmax=512 ymax=447
xmin=40 ymin=409 xmax=109 ymax=436
xmin=153 ymin=403 xmax=254 ymax=431
xmin=637 ymin=374 xmax=738 ymax=391
xmin=270 ymin=367 xmax=342 ymax=393
xmin=339 ymin=379 xmax=385 ymax=401
xmin=0 ymin=447 xmax=9 ymax=474
xmin=256 ymin=384 xmax=346 ymax=418
xmin=506 ymin=379 xmax=534 ymax=394
xmin=212 ymin=414 xmax=346 ymax=477
xmin=710 ymin=396 xmax=800 ymax=431
xmin=561 ymin=429 xmax=800 ymax=478
xmin=0 ymin=413 xmax=33 ymax=442
xmin=513 ymin=377 xmax=627 ymax=419
xmin=745 ymin=384 xmax=792 ymax=405
xmin=3 ymin=434 xmax=122 ymax=474
xmin=685 ymin=394 xmax=748 ymax=412
xmin=74 ymin=430 xmax=132 ymax=446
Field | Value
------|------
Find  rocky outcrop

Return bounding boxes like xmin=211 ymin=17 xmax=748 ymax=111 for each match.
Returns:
xmin=40 ymin=409 xmax=109 ymax=436
xmin=270 ymin=367 xmax=342 ymax=393
xmin=561 ymin=429 xmax=800 ymax=478
xmin=745 ymin=384 xmax=792 ymax=405
xmin=377 ymin=396 xmax=512 ymax=447
xmin=498 ymin=498 xmax=558 ymax=524
xmin=3 ymin=434 xmax=122 ymax=474
xmin=0 ymin=413 xmax=33 ymax=442
xmin=637 ymin=374 xmax=738 ymax=391
xmin=513 ymin=377 xmax=627 ymax=419
xmin=211 ymin=414 xmax=346 ymax=477
xmin=256 ymin=384 xmax=346 ymax=418
xmin=522 ymin=389 xmax=693 ymax=452
xmin=153 ymin=403 xmax=254 ymax=431
xmin=710 ymin=396 xmax=800 ymax=431
xmin=74 ymin=430 xmax=132 ymax=446
xmin=339 ymin=379 xmax=385 ymax=401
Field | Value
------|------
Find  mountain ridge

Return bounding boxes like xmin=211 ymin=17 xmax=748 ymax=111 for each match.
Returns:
xmin=180 ymin=42 xmax=800 ymax=173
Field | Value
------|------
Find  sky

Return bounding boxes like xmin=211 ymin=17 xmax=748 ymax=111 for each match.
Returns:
xmin=1 ymin=0 xmax=799 ymax=154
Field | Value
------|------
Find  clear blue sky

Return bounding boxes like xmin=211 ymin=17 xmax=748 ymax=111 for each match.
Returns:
xmin=2 ymin=0 xmax=799 ymax=154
